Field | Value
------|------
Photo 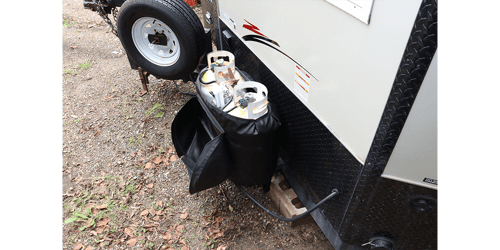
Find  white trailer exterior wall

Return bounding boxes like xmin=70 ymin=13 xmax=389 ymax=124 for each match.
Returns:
xmin=217 ymin=0 xmax=424 ymax=163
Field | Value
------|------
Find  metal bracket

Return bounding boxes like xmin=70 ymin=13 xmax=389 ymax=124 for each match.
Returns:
xmin=138 ymin=67 xmax=149 ymax=96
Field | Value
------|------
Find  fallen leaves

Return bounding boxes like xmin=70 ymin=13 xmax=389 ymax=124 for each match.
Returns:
xmin=95 ymin=204 xmax=107 ymax=209
xmin=214 ymin=230 xmax=224 ymax=239
xmin=97 ymin=217 xmax=110 ymax=227
xmin=180 ymin=212 xmax=189 ymax=220
xmin=85 ymin=218 xmax=92 ymax=228
xmin=126 ymin=238 xmax=137 ymax=247
xmin=170 ymin=155 xmax=178 ymax=162
xmin=146 ymin=183 xmax=154 ymax=189
xmin=73 ymin=242 xmax=83 ymax=250
xmin=104 ymin=94 xmax=116 ymax=100
xmin=98 ymin=184 xmax=106 ymax=194
xmin=167 ymin=146 xmax=174 ymax=154
xmin=140 ymin=209 xmax=149 ymax=217
xmin=152 ymin=157 xmax=162 ymax=164
xmin=162 ymin=156 xmax=169 ymax=163
xmin=124 ymin=227 xmax=135 ymax=237
xmin=144 ymin=162 xmax=154 ymax=169
xmin=207 ymin=227 xmax=225 ymax=239
xmin=163 ymin=232 xmax=172 ymax=241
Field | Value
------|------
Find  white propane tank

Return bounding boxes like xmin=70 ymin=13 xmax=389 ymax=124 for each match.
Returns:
xmin=231 ymin=81 xmax=269 ymax=119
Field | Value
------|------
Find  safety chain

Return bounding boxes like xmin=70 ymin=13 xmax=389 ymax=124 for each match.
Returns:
xmin=96 ymin=0 xmax=118 ymax=37
xmin=112 ymin=7 xmax=119 ymax=23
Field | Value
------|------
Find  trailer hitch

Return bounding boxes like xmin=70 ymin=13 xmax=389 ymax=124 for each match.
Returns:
xmin=83 ymin=0 xmax=98 ymax=11
xmin=83 ymin=0 xmax=118 ymax=36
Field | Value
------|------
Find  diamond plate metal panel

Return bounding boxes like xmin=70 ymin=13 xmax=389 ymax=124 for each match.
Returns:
xmin=345 ymin=178 xmax=437 ymax=249
xmin=210 ymin=0 xmax=437 ymax=248
xmin=217 ymin=21 xmax=363 ymax=233
xmin=339 ymin=0 xmax=438 ymax=248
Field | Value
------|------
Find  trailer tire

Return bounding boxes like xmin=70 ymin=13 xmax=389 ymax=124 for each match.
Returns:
xmin=117 ymin=0 xmax=205 ymax=80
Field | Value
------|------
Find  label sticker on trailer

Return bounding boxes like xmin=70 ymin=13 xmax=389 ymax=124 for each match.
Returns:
xmin=294 ymin=65 xmax=311 ymax=101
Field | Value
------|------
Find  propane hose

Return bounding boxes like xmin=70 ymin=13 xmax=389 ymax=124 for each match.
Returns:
xmin=235 ymin=184 xmax=339 ymax=222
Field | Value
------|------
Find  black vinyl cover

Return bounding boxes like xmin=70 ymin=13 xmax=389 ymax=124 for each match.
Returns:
xmin=171 ymin=71 xmax=281 ymax=194
xmin=171 ymin=96 xmax=231 ymax=194
xmin=204 ymin=100 xmax=281 ymax=187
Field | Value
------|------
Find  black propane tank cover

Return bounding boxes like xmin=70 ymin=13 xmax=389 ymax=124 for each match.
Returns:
xmin=369 ymin=236 xmax=395 ymax=250
xmin=171 ymin=97 xmax=231 ymax=194
xmin=205 ymin=97 xmax=281 ymax=187
xmin=172 ymin=73 xmax=281 ymax=193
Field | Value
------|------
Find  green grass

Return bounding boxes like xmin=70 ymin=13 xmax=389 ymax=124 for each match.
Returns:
xmin=104 ymin=175 xmax=120 ymax=181
xmin=63 ymin=68 xmax=79 ymax=75
xmin=127 ymin=137 xmax=136 ymax=145
xmin=64 ymin=207 xmax=98 ymax=231
xmin=63 ymin=60 xmax=92 ymax=75
xmin=63 ymin=118 xmax=81 ymax=126
xmin=152 ymin=201 xmax=162 ymax=211
xmin=79 ymin=60 xmax=92 ymax=70
xmin=145 ymin=103 xmax=165 ymax=118
xmin=124 ymin=182 xmax=138 ymax=194
xmin=63 ymin=19 xmax=75 ymax=27
xmin=72 ymin=191 xmax=93 ymax=208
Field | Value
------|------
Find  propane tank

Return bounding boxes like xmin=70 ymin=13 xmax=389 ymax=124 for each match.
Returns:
xmin=198 ymin=51 xmax=241 ymax=109
xmin=207 ymin=50 xmax=236 ymax=83
xmin=230 ymin=81 xmax=269 ymax=119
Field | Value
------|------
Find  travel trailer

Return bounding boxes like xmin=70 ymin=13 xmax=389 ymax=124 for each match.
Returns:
xmin=84 ymin=0 xmax=437 ymax=249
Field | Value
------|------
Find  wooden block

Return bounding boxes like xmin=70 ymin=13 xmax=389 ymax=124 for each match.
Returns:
xmin=267 ymin=175 xmax=314 ymax=228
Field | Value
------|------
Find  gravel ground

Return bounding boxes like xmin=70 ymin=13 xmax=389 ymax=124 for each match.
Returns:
xmin=62 ymin=0 xmax=334 ymax=249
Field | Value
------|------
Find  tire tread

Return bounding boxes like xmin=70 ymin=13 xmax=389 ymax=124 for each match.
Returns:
xmin=117 ymin=0 xmax=206 ymax=79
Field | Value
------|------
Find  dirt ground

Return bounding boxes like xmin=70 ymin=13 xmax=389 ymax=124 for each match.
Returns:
xmin=62 ymin=1 xmax=335 ymax=249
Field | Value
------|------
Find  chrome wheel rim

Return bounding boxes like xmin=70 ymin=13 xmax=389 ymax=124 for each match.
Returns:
xmin=131 ymin=17 xmax=180 ymax=66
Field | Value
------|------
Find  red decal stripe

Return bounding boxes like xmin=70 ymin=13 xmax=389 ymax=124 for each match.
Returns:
xmin=296 ymin=65 xmax=310 ymax=79
xmin=243 ymin=19 xmax=267 ymax=38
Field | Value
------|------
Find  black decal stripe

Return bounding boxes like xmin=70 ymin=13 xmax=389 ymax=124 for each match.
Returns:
xmin=242 ymin=35 xmax=319 ymax=82
xmin=242 ymin=34 xmax=280 ymax=47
